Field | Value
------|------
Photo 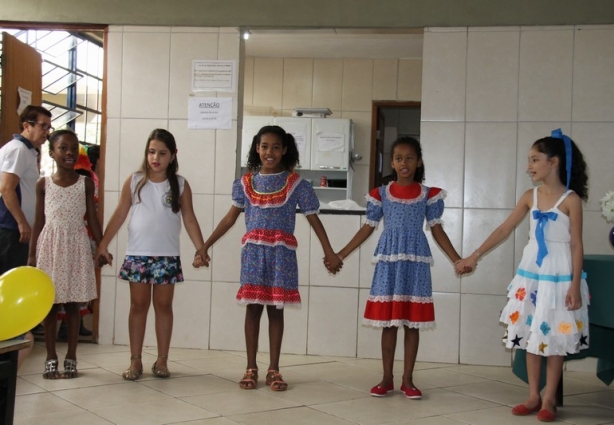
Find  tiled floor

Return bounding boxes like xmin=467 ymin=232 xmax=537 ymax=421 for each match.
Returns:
xmin=14 ymin=342 xmax=614 ymax=425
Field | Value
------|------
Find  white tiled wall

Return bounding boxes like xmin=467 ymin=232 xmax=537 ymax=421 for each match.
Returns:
xmin=423 ymin=25 xmax=614 ymax=365
xmin=102 ymin=24 xmax=614 ymax=369
xmin=243 ymin=56 xmax=423 ymax=206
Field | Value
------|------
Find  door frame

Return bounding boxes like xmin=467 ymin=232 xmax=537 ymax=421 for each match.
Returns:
xmin=369 ymin=100 xmax=421 ymax=190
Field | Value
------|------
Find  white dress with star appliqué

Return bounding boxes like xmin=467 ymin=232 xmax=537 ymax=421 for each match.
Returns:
xmin=500 ymin=187 xmax=590 ymax=356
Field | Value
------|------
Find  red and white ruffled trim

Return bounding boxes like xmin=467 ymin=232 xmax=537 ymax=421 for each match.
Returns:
xmin=236 ymin=283 xmax=301 ymax=309
xmin=242 ymin=229 xmax=298 ymax=250
xmin=242 ymin=172 xmax=302 ymax=208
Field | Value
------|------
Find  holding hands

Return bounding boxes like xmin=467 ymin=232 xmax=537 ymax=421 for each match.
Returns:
xmin=323 ymin=251 xmax=343 ymax=274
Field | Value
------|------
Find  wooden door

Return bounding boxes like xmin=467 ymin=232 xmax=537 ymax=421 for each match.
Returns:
xmin=0 ymin=32 xmax=42 ymax=146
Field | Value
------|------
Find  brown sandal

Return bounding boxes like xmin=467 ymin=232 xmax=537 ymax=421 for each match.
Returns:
xmin=122 ymin=355 xmax=143 ymax=381
xmin=239 ymin=368 xmax=258 ymax=389
xmin=152 ymin=355 xmax=171 ymax=378
xmin=266 ymin=369 xmax=288 ymax=391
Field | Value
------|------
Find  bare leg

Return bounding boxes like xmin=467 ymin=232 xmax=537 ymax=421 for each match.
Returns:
xmin=245 ymin=304 xmax=264 ymax=370
xmin=266 ymin=306 xmax=284 ymax=371
xmin=64 ymin=302 xmax=80 ymax=361
xmin=380 ymin=326 xmax=398 ymax=387
xmin=43 ymin=304 xmax=60 ymax=361
xmin=127 ymin=283 xmax=152 ymax=372
xmin=541 ymin=355 xmax=564 ymax=414
xmin=523 ymin=352 xmax=543 ymax=409
xmin=402 ymin=327 xmax=419 ymax=388
xmin=152 ymin=284 xmax=175 ymax=370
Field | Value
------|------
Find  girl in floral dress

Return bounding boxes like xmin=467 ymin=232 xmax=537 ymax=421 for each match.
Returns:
xmin=337 ymin=137 xmax=465 ymax=399
xmin=201 ymin=125 xmax=342 ymax=391
xmin=28 ymin=130 xmax=102 ymax=379
xmin=457 ymin=130 xmax=589 ymax=422
xmin=97 ymin=129 xmax=207 ymax=381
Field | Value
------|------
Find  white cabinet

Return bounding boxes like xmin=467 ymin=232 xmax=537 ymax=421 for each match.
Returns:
xmin=273 ymin=117 xmax=312 ymax=170
xmin=311 ymin=118 xmax=351 ymax=171
xmin=240 ymin=116 xmax=353 ymax=204
xmin=240 ymin=116 xmax=274 ymax=167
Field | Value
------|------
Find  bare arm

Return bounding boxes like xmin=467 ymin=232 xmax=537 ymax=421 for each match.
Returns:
xmin=95 ymin=176 xmax=133 ymax=266
xmin=201 ymin=205 xmax=242 ymax=267
xmin=337 ymin=223 xmax=375 ymax=261
xmin=27 ymin=177 xmax=46 ymax=266
xmin=456 ymin=189 xmax=532 ymax=272
xmin=84 ymin=177 xmax=103 ymax=245
xmin=430 ymin=223 xmax=461 ymax=263
xmin=179 ymin=180 xmax=206 ymax=267
xmin=0 ymin=172 xmax=30 ymax=243
xmin=306 ymin=214 xmax=342 ymax=274
xmin=565 ymin=193 xmax=584 ymax=310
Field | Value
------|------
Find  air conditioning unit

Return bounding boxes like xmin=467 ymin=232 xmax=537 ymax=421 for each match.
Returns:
xmin=292 ymin=107 xmax=332 ymax=118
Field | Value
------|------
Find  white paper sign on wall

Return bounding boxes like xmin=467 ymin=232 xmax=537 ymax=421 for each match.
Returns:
xmin=188 ymin=97 xmax=232 ymax=130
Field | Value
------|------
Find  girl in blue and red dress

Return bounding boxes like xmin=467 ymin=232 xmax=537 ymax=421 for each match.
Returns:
xmin=337 ymin=137 xmax=467 ymax=399
xmin=202 ymin=125 xmax=342 ymax=391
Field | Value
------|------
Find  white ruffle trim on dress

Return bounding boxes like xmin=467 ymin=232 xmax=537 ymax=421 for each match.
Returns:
xmin=363 ymin=318 xmax=436 ymax=329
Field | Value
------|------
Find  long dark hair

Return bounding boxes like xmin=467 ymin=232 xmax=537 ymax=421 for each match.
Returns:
xmin=245 ymin=125 xmax=300 ymax=172
xmin=532 ymin=136 xmax=589 ymax=200
xmin=390 ymin=136 xmax=425 ymax=183
xmin=135 ymin=129 xmax=181 ymax=213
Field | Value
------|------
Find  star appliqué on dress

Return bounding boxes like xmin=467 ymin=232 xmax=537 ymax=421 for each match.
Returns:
xmin=511 ymin=335 xmax=523 ymax=347
xmin=579 ymin=334 xmax=588 ymax=347
xmin=539 ymin=342 xmax=548 ymax=353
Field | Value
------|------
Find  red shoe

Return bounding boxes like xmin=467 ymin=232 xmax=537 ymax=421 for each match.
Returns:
xmin=370 ymin=383 xmax=394 ymax=397
xmin=400 ymin=384 xmax=422 ymax=399
xmin=537 ymin=408 xmax=556 ymax=422
xmin=511 ymin=403 xmax=541 ymax=416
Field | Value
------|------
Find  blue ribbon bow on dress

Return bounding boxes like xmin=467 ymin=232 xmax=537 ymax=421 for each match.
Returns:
xmin=533 ymin=210 xmax=558 ymax=267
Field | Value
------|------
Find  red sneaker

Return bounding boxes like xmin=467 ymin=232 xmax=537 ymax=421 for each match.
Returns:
xmin=370 ymin=383 xmax=394 ymax=397
xmin=400 ymin=384 xmax=422 ymax=399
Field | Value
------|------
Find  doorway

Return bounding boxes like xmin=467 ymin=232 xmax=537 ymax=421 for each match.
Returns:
xmin=369 ymin=101 xmax=421 ymax=189
xmin=0 ymin=24 xmax=106 ymax=343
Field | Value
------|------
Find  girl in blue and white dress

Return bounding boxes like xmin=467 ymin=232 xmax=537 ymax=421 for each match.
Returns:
xmin=457 ymin=130 xmax=590 ymax=422
xmin=201 ymin=125 xmax=342 ymax=391
xmin=337 ymin=137 xmax=465 ymax=400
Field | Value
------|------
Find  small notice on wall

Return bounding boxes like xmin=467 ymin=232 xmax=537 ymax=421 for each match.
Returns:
xmin=17 ymin=87 xmax=32 ymax=115
xmin=192 ymin=60 xmax=236 ymax=92
xmin=188 ymin=97 xmax=233 ymax=129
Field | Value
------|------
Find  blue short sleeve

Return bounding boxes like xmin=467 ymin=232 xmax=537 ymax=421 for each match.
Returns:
xmin=365 ymin=187 xmax=383 ymax=227
xmin=296 ymin=179 xmax=320 ymax=215
xmin=232 ymin=178 xmax=245 ymax=208
xmin=426 ymin=188 xmax=446 ymax=227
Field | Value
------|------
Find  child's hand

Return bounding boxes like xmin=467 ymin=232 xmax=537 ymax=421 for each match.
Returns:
xmin=95 ymin=247 xmax=113 ymax=267
xmin=97 ymin=253 xmax=112 ymax=267
xmin=565 ymin=286 xmax=582 ymax=311
xmin=323 ymin=252 xmax=343 ymax=274
xmin=192 ymin=247 xmax=208 ymax=268
xmin=455 ymin=257 xmax=476 ymax=275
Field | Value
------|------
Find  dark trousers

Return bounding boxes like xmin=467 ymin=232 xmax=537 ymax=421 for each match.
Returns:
xmin=0 ymin=228 xmax=28 ymax=275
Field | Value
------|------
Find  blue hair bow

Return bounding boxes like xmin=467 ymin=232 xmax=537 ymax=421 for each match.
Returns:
xmin=550 ymin=128 xmax=572 ymax=190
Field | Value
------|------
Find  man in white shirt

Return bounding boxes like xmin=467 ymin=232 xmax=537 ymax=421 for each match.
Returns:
xmin=0 ymin=105 xmax=52 ymax=267
xmin=0 ymin=104 xmax=52 ymax=366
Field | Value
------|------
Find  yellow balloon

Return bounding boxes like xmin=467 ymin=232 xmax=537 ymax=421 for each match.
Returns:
xmin=0 ymin=266 xmax=55 ymax=341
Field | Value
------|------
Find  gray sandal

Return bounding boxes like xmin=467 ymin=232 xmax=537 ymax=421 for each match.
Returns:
xmin=43 ymin=359 xmax=60 ymax=379
xmin=63 ymin=358 xmax=78 ymax=379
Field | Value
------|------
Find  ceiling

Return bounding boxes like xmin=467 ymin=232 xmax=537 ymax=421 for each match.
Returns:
xmin=244 ymin=28 xmax=423 ymax=59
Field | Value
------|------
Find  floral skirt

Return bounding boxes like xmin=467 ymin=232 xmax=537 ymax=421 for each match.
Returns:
xmin=118 ymin=255 xmax=183 ymax=284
